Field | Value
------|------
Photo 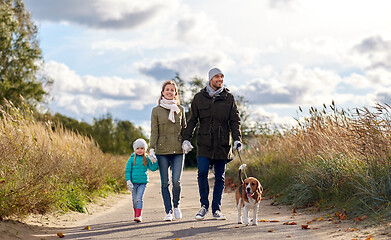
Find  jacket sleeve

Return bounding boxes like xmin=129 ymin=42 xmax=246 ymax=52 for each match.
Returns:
xmin=125 ymin=153 xmax=134 ymax=181
xmin=150 ymin=108 xmax=158 ymax=150
xmin=147 ymin=155 xmax=159 ymax=171
xmin=183 ymin=96 xmax=199 ymax=141
xmin=229 ymin=95 xmax=242 ymax=142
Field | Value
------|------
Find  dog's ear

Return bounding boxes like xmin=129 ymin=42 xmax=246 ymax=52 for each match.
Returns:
xmin=258 ymin=182 xmax=263 ymax=193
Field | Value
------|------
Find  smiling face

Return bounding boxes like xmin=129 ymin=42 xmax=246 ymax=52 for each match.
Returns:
xmin=135 ymin=147 xmax=145 ymax=156
xmin=162 ymin=83 xmax=177 ymax=100
xmin=210 ymin=73 xmax=224 ymax=90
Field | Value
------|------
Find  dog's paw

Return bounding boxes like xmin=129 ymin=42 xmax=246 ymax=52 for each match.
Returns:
xmin=252 ymin=222 xmax=258 ymax=226
xmin=238 ymin=221 xmax=243 ymax=224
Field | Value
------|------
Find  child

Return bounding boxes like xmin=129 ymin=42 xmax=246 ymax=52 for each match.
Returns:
xmin=125 ymin=138 xmax=158 ymax=222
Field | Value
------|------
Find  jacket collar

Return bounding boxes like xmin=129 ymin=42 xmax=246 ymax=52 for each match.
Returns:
xmin=201 ymin=87 xmax=229 ymax=99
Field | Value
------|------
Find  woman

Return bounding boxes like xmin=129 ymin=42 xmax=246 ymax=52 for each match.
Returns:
xmin=149 ymin=80 xmax=186 ymax=221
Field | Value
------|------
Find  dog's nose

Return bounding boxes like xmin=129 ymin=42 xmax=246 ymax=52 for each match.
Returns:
xmin=246 ymin=187 xmax=251 ymax=192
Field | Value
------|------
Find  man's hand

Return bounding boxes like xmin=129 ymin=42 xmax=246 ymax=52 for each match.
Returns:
xmin=126 ymin=180 xmax=133 ymax=192
xmin=182 ymin=140 xmax=194 ymax=154
xmin=234 ymin=140 xmax=243 ymax=151
xmin=149 ymin=149 xmax=157 ymax=163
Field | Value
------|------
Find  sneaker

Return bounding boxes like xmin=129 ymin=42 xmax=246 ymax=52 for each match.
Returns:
xmin=164 ymin=210 xmax=173 ymax=221
xmin=174 ymin=208 xmax=182 ymax=219
xmin=134 ymin=216 xmax=142 ymax=222
xmin=213 ymin=210 xmax=226 ymax=220
xmin=195 ymin=206 xmax=208 ymax=220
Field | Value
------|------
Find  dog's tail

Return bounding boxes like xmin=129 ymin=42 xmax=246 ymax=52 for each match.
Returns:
xmin=238 ymin=164 xmax=246 ymax=185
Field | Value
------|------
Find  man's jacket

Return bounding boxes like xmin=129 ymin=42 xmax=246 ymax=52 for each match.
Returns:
xmin=183 ymin=87 xmax=241 ymax=161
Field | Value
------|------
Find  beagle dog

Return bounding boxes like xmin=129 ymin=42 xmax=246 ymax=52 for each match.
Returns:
xmin=235 ymin=164 xmax=263 ymax=226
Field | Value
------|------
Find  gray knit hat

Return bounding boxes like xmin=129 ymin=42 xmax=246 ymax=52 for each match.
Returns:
xmin=133 ymin=138 xmax=148 ymax=150
xmin=208 ymin=68 xmax=223 ymax=81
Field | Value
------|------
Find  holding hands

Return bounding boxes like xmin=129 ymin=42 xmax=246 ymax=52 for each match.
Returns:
xmin=149 ymin=149 xmax=157 ymax=163
xmin=182 ymin=140 xmax=194 ymax=154
xmin=234 ymin=140 xmax=243 ymax=151
xmin=126 ymin=180 xmax=133 ymax=192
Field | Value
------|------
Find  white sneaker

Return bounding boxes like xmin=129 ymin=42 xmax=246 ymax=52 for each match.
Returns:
xmin=174 ymin=208 xmax=182 ymax=219
xmin=164 ymin=210 xmax=173 ymax=221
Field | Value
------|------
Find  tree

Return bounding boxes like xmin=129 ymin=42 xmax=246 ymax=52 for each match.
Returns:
xmin=0 ymin=0 xmax=50 ymax=107
xmin=114 ymin=120 xmax=146 ymax=154
xmin=92 ymin=114 xmax=116 ymax=153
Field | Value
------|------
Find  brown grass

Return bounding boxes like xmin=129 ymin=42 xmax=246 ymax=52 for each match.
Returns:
xmin=228 ymin=102 xmax=391 ymax=217
xmin=0 ymin=99 xmax=126 ymax=219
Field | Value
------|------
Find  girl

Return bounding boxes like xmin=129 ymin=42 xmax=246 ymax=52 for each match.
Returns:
xmin=149 ymin=80 xmax=187 ymax=221
xmin=125 ymin=138 xmax=158 ymax=222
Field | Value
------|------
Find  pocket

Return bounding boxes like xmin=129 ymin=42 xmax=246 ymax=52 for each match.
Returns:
xmin=197 ymin=133 xmax=211 ymax=147
xmin=198 ymin=104 xmax=210 ymax=119
xmin=157 ymin=135 xmax=167 ymax=150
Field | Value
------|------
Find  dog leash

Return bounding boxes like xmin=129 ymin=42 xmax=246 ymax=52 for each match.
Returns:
xmin=237 ymin=149 xmax=248 ymax=179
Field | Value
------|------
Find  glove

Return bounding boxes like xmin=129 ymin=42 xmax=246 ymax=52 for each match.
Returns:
xmin=234 ymin=140 xmax=243 ymax=151
xmin=126 ymin=180 xmax=133 ymax=192
xmin=149 ymin=149 xmax=157 ymax=163
xmin=182 ymin=140 xmax=194 ymax=154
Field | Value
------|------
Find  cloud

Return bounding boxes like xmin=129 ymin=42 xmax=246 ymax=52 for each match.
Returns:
xmin=136 ymin=53 xmax=226 ymax=81
xmin=376 ymin=88 xmax=391 ymax=103
xmin=231 ymin=65 xmax=341 ymax=106
xmin=44 ymin=61 xmax=160 ymax=118
xmin=25 ymin=0 xmax=177 ymax=30
xmin=174 ymin=12 xmax=219 ymax=45
xmin=268 ymin=0 xmax=297 ymax=9
xmin=353 ymin=36 xmax=391 ymax=70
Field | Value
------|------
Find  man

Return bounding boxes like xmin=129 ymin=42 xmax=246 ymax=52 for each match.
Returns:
xmin=182 ymin=67 xmax=243 ymax=220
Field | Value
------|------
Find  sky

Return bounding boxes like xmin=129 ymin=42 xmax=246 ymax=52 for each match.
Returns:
xmin=24 ymin=0 xmax=391 ymax=134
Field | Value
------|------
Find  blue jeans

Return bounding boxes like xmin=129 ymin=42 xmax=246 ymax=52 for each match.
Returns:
xmin=132 ymin=183 xmax=146 ymax=209
xmin=197 ymin=156 xmax=227 ymax=214
xmin=157 ymin=154 xmax=184 ymax=214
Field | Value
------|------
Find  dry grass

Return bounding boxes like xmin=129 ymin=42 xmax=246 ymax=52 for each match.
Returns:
xmin=0 ymin=99 xmax=126 ymax=219
xmin=228 ymin=102 xmax=391 ymax=218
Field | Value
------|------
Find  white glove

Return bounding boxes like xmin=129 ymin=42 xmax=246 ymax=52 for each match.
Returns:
xmin=182 ymin=140 xmax=194 ymax=154
xmin=234 ymin=140 xmax=243 ymax=151
xmin=149 ymin=149 xmax=157 ymax=163
xmin=126 ymin=180 xmax=133 ymax=192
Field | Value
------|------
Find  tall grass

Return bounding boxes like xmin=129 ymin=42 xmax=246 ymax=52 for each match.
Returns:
xmin=227 ymin=102 xmax=391 ymax=217
xmin=0 ymin=99 xmax=126 ymax=219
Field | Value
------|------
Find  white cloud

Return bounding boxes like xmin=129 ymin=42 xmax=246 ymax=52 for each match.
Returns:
xmin=44 ymin=61 xmax=160 ymax=117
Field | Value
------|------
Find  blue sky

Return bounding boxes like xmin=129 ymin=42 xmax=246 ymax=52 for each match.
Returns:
xmin=24 ymin=0 xmax=391 ymax=133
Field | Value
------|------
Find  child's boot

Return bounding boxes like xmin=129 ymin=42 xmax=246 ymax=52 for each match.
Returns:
xmin=133 ymin=208 xmax=137 ymax=221
xmin=134 ymin=209 xmax=142 ymax=222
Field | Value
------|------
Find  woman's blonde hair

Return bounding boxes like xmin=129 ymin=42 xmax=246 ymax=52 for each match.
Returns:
xmin=159 ymin=80 xmax=180 ymax=104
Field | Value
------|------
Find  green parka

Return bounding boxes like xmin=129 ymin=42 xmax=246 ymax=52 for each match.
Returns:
xmin=183 ymin=87 xmax=242 ymax=161
xmin=150 ymin=105 xmax=186 ymax=155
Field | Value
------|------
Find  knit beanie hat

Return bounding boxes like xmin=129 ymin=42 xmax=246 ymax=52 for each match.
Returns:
xmin=133 ymin=138 xmax=148 ymax=150
xmin=208 ymin=68 xmax=223 ymax=81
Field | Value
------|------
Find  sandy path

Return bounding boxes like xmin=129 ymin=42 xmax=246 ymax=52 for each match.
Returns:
xmin=1 ymin=170 xmax=389 ymax=240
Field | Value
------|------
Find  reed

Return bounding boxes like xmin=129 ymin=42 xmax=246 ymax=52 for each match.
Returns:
xmin=0 ymin=99 xmax=126 ymax=219
xmin=227 ymin=102 xmax=391 ymax=217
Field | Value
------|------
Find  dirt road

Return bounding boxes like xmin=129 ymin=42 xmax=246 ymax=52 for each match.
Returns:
xmin=2 ymin=170 xmax=388 ymax=240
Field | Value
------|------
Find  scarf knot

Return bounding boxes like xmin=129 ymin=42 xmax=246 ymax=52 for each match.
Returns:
xmin=160 ymin=97 xmax=180 ymax=123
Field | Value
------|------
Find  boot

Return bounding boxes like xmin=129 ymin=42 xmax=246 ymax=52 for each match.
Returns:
xmin=133 ymin=208 xmax=137 ymax=221
xmin=134 ymin=209 xmax=142 ymax=222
